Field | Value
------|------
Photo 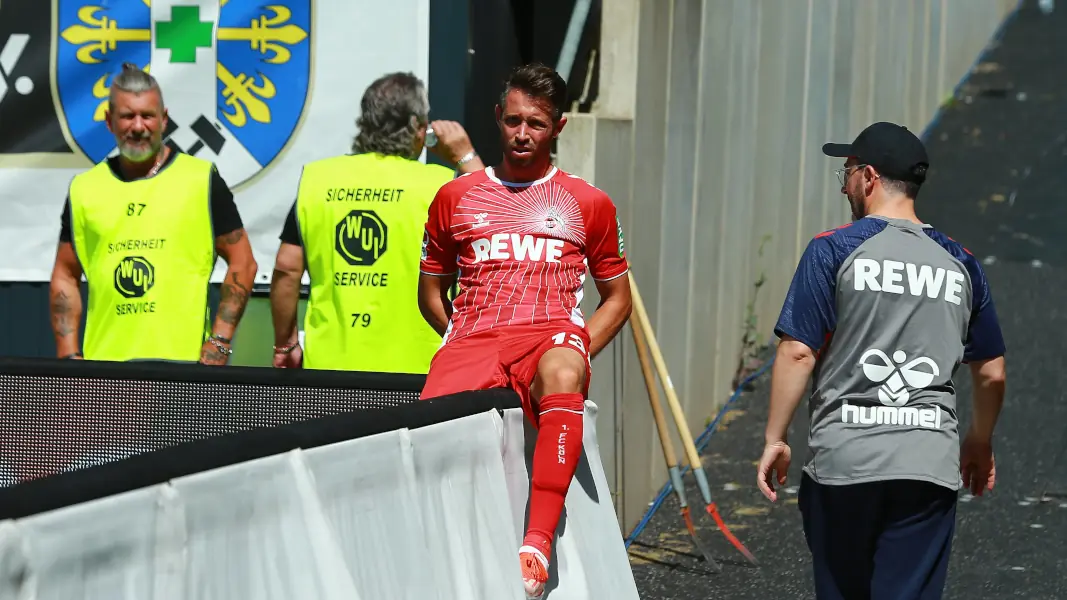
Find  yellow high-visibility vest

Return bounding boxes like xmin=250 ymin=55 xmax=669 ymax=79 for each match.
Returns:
xmin=296 ymin=153 xmax=453 ymax=373
xmin=69 ymin=153 xmax=215 ymax=361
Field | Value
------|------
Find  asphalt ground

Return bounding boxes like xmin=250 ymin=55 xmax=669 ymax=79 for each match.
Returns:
xmin=629 ymin=2 xmax=1067 ymax=598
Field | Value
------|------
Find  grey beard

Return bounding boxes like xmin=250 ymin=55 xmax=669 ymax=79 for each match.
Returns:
xmin=119 ymin=140 xmax=158 ymax=162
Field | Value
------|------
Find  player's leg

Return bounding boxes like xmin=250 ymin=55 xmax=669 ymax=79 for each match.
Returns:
xmin=870 ymin=479 xmax=957 ymax=600
xmin=420 ymin=333 xmax=508 ymax=400
xmin=798 ymin=473 xmax=882 ymax=600
xmin=511 ymin=328 xmax=591 ymax=598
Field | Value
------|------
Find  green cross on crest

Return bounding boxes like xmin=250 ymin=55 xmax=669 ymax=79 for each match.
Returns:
xmin=155 ymin=6 xmax=214 ymax=63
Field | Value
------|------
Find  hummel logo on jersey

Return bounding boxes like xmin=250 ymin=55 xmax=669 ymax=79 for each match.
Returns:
xmin=861 ymin=348 xmax=939 ymax=406
xmin=841 ymin=348 xmax=943 ymax=429
xmin=852 ymin=258 xmax=965 ymax=305
xmin=471 ymin=234 xmax=564 ymax=264
xmin=0 ymin=34 xmax=33 ymax=104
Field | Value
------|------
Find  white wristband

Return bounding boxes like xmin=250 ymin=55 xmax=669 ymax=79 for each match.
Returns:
xmin=457 ymin=151 xmax=477 ymax=166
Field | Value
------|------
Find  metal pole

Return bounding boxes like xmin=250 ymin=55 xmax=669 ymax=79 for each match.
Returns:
xmin=556 ymin=0 xmax=594 ymax=83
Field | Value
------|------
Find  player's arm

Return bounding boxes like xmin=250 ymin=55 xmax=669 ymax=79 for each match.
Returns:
xmin=968 ymin=356 xmax=1005 ymax=441
xmin=757 ymin=236 xmax=838 ymax=502
xmin=418 ymin=273 xmax=456 ymax=336
xmin=764 ymin=236 xmax=838 ymax=446
xmin=765 ymin=336 xmax=817 ymax=444
xmin=49 ymin=198 xmax=82 ymax=354
xmin=426 ymin=120 xmax=485 ymax=174
xmin=205 ymin=168 xmax=257 ymax=364
xmin=587 ymin=275 xmax=631 ymax=359
xmin=270 ymin=202 xmax=305 ymax=355
xmin=583 ymin=196 xmax=632 ymax=359
xmin=49 ymin=200 xmax=84 ymax=358
xmin=962 ymin=259 xmax=1007 ymax=443
xmin=959 ymin=255 xmax=1006 ymax=496
xmin=417 ymin=187 xmax=459 ymax=336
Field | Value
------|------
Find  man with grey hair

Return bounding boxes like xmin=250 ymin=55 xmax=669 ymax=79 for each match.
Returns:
xmin=49 ymin=63 xmax=258 ymax=364
xmin=269 ymin=71 xmax=482 ymax=372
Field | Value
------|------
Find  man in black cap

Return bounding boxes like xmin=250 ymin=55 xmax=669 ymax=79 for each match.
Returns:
xmin=824 ymin=121 xmax=932 ymax=221
xmin=757 ymin=121 xmax=1007 ymax=599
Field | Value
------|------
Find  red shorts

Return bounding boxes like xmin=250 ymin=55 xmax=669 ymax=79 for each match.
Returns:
xmin=420 ymin=321 xmax=592 ymax=425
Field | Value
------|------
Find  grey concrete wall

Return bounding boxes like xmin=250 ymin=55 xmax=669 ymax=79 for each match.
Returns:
xmin=559 ymin=0 xmax=1021 ymax=532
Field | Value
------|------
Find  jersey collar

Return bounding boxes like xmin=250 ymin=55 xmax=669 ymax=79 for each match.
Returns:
xmin=485 ymin=166 xmax=558 ymax=188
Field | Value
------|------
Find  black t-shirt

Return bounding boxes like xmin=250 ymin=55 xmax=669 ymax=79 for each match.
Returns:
xmin=58 ymin=151 xmax=243 ymax=243
xmin=279 ymin=200 xmax=301 ymax=246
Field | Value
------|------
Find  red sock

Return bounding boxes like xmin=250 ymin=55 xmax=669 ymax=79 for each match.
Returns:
xmin=524 ymin=392 xmax=585 ymax=557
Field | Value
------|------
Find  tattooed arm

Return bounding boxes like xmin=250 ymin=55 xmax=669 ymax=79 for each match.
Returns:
xmin=202 ymin=227 xmax=258 ymax=365
xmin=49 ymin=242 xmax=84 ymax=358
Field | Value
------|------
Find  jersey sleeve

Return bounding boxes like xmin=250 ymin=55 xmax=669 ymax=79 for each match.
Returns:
xmin=961 ymin=255 xmax=1006 ymax=361
xmin=419 ymin=185 xmax=459 ymax=276
xmin=585 ymin=191 xmax=628 ymax=281
xmin=774 ymin=236 xmax=840 ymax=352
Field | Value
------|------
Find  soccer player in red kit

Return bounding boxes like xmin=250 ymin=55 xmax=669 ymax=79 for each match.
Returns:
xmin=417 ymin=63 xmax=633 ymax=598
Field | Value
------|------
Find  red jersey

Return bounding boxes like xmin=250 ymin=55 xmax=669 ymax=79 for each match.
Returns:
xmin=420 ymin=166 xmax=628 ymax=344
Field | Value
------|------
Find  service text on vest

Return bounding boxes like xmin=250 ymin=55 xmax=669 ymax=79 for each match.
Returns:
xmin=116 ymin=300 xmax=156 ymax=316
xmin=334 ymin=271 xmax=389 ymax=287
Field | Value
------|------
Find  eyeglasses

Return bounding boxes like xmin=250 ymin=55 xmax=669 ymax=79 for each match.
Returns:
xmin=834 ymin=164 xmax=868 ymax=187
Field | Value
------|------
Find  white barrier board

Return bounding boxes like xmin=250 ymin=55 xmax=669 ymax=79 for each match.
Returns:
xmin=0 ymin=403 xmax=640 ymax=599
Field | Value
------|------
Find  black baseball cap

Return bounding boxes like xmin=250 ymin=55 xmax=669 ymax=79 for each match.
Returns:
xmin=822 ymin=122 xmax=929 ymax=184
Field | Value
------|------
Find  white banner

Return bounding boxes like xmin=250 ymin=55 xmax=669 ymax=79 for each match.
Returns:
xmin=0 ymin=0 xmax=430 ymax=283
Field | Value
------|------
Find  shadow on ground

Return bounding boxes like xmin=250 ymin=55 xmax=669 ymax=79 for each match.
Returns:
xmin=631 ymin=2 xmax=1067 ymax=598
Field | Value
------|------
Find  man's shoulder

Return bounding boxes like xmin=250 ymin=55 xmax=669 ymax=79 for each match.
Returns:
xmin=171 ymin=151 xmax=216 ymax=173
xmin=801 ymin=217 xmax=892 ymax=272
xmin=811 ymin=217 xmax=889 ymax=251
xmin=437 ymin=168 xmax=489 ymax=198
xmin=300 ymin=153 xmax=357 ymax=174
xmin=552 ymin=169 xmax=613 ymax=206
xmin=419 ymin=161 xmax=458 ymax=181
xmin=73 ymin=158 xmax=113 ymax=180
xmin=920 ymin=226 xmax=977 ymax=266
xmin=302 ymin=152 xmax=400 ymax=173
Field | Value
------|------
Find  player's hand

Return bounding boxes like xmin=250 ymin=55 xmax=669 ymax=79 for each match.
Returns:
xmin=273 ymin=344 xmax=303 ymax=369
xmin=199 ymin=339 xmax=230 ymax=366
xmin=757 ymin=441 xmax=792 ymax=502
xmin=427 ymin=120 xmax=476 ymax=164
xmin=960 ymin=430 xmax=996 ymax=496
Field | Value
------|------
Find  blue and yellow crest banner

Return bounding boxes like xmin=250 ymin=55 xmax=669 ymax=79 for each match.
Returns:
xmin=55 ymin=0 xmax=311 ymax=186
xmin=0 ymin=0 xmax=431 ymax=284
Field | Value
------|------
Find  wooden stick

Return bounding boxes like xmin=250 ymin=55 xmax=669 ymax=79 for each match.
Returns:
xmin=628 ymin=271 xmax=759 ymax=567
xmin=629 ymin=292 xmax=679 ymax=469
xmin=627 ymin=272 xmax=703 ymax=472
xmin=628 ymin=272 xmax=723 ymax=571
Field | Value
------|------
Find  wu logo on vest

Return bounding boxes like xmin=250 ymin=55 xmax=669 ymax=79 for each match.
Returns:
xmin=842 ymin=348 xmax=943 ymax=430
xmin=53 ymin=0 xmax=311 ymax=187
xmin=114 ymin=256 xmax=154 ymax=298
xmin=336 ymin=210 xmax=387 ymax=266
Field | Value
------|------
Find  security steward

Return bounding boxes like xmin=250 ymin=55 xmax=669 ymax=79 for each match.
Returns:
xmin=48 ymin=63 xmax=258 ymax=364
xmin=269 ymin=71 xmax=482 ymax=372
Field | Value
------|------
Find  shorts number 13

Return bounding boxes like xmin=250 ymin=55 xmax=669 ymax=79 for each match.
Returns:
xmin=552 ymin=332 xmax=586 ymax=355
